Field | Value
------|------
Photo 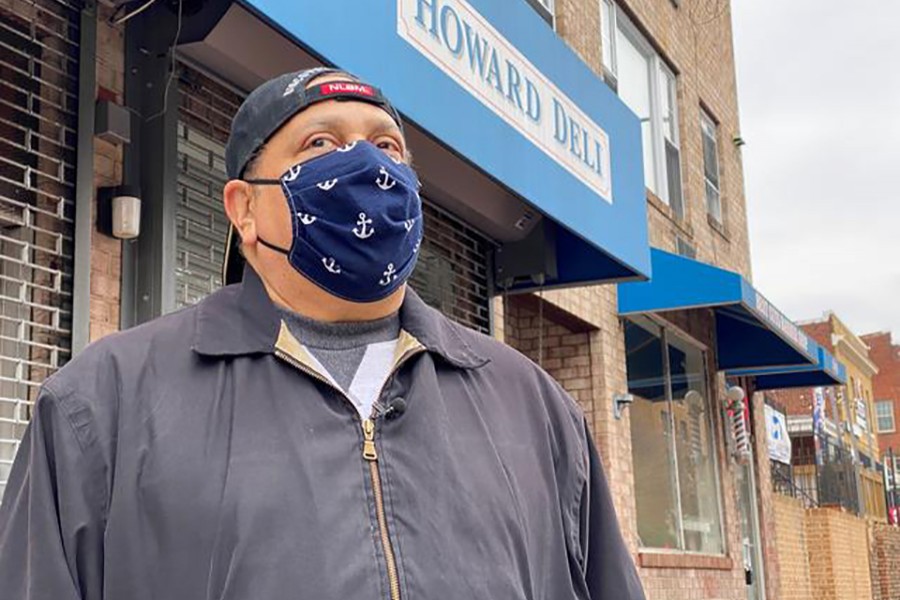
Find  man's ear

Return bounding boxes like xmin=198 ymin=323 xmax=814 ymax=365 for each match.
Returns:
xmin=223 ymin=180 xmax=258 ymax=246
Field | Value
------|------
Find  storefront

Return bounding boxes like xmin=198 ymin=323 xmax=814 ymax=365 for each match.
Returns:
xmin=116 ymin=0 xmax=651 ymax=332
xmin=618 ymin=248 xmax=847 ymax=600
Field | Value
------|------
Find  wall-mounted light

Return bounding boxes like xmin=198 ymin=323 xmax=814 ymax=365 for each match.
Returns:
xmin=613 ymin=393 xmax=635 ymax=420
xmin=97 ymin=185 xmax=141 ymax=240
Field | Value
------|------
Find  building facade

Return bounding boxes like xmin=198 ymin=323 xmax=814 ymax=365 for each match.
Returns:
xmin=863 ymin=331 xmax=900 ymax=512
xmin=0 ymin=1 xmax=853 ymax=599
xmin=770 ymin=313 xmax=885 ymax=520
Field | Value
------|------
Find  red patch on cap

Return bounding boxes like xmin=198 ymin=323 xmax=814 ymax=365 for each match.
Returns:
xmin=319 ymin=82 xmax=376 ymax=97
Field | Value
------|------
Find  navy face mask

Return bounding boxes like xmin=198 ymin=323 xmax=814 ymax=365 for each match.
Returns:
xmin=245 ymin=141 xmax=423 ymax=303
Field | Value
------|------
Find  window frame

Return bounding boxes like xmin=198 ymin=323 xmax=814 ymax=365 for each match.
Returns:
xmin=626 ymin=314 xmax=728 ymax=556
xmin=700 ymin=108 xmax=723 ymax=224
xmin=525 ymin=0 xmax=556 ymax=28
xmin=601 ymin=2 xmax=684 ymax=214
xmin=876 ymin=400 xmax=896 ymax=433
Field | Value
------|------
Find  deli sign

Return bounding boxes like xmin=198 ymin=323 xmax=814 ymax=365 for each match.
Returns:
xmin=398 ymin=0 xmax=613 ymax=203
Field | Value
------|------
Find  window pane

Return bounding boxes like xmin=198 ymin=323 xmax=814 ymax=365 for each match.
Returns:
xmin=615 ymin=29 xmax=657 ymax=194
xmin=666 ymin=140 xmax=684 ymax=219
xmin=877 ymin=401 xmax=895 ymax=432
xmin=659 ymin=67 xmax=678 ymax=143
xmin=626 ymin=317 xmax=681 ymax=549
xmin=601 ymin=0 xmax=615 ymax=72
xmin=701 ymin=116 xmax=720 ymax=187
xmin=706 ymin=181 xmax=722 ymax=222
xmin=667 ymin=331 xmax=725 ymax=554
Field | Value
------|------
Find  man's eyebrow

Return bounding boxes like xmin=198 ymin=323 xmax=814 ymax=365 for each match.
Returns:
xmin=293 ymin=114 xmax=402 ymax=136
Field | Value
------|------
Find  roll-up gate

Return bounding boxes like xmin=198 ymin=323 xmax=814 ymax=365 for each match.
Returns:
xmin=175 ymin=62 xmax=492 ymax=333
xmin=0 ymin=0 xmax=81 ymax=498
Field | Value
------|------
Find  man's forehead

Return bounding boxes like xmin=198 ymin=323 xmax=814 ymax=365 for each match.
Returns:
xmin=306 ymin=72 xmax=357 ymax=87
xmin=279 ymin=99 xmax=403 ymax=136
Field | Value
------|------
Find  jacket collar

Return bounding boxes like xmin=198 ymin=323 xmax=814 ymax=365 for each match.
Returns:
xmin=192 ymin=265 xmax=488 ymax=369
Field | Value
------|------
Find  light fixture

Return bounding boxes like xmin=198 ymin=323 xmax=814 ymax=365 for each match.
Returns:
xmin=613 ymin=393 xmax=634 ymax=420
xmin=97 ymin=185 xmax=142 ymax=240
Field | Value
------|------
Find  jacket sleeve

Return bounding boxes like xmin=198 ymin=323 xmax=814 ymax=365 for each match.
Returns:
xmin=0 ymin=385 xmax=106 ymax=600
xmin=580 ymin=420 xmax=646 ymax=600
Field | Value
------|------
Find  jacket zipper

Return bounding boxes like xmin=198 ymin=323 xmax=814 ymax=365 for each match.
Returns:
xmin=274 ymin=346 xmax=422 ymax=600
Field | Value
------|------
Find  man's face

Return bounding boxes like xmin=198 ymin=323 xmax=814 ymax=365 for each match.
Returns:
xmin=225 ymin=73 xmax=409 ymax=292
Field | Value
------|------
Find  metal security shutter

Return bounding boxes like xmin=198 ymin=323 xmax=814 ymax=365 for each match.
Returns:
xmin=175 ymin=63 xmax=241 ymax=308
xmin=0 ymin=0 xmax=81 ymax=498
xmin=409 ymin=203 xmax=492 ymax=335
xmin=173 ymin=63 xmax=493 ymax=334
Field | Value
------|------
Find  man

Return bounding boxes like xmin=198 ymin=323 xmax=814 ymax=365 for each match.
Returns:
xmin=0 ymin=67 xmax=645 ymax=600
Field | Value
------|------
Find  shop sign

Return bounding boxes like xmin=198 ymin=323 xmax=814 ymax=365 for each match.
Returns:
xmin=751 ymin=291 xmax=811 ymax=358
xmin=764 ymin=404 xmax=791 ymax=464
xmin=813 ymin=387 xmax=825 ymax=465
xmin=398 ymin=0 xmax=613 ymax=202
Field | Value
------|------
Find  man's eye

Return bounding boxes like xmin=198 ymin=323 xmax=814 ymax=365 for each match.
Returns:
xmin=376 ymin=140 xmax=400 ymax=151
xmin=309 ymin=137 xmax=333 ymax=149
xmin=376 ymin=139 xmax=404 ymax=159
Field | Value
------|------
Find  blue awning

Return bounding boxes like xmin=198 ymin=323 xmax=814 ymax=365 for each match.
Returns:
xmin=239 ymin=0 xmax=651 ymax=285
xmin=618 ymin=249 xmax=818 ymax=371
xmin=728 ymin=343 xmax=847 ymax=390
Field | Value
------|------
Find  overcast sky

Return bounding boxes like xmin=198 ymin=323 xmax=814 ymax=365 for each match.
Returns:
xmin=731 ymin=1 xmax=900 ymax=341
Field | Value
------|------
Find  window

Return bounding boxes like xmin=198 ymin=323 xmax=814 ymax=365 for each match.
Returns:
xmin=600 ymin=1 xmax=684 ymax=216
xmin=700 ymin=110 xmax=722 ymax=224
xmin=675 ymin=235 xmax=697 ymax=259
xmin=877 ymin=401 xmax=896 ymax=433
xmin=625 ymin=316 xmax=725 ymax=554
xmin=525 ymin=0 xmax=555 ymax=27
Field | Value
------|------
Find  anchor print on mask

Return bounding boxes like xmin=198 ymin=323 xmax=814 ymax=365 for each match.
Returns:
xmin=283 ymin=165 xmax=303 ymax=182
xmin=322 ymin=257 xmax=341 ymax=274
xmin=375 ymin=166 xmax=397 ymax=191
xmin=296 ymin=212 xmax=317 ymax=225
xmin=316 ymin=178 xmax=338 ymax=191
xmin=379 ymin=263 xmax=398 ymax=286
xmin=336 ymin=141 xmax=358 ymax=153
xmin=353 ymin=212 xmax=374 ymax=239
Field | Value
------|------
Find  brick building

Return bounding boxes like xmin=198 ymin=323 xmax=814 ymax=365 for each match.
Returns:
xmin=768 ymin=313 xmax=885 ymax=520
xmin=862 ymin=331 xmax=900 ymax=507
xmin=0 ymin=0 xmax=853 ymax=599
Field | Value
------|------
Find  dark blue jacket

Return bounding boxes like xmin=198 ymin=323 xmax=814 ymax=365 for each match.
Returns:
xmin=0 ymin=266 xmax=645 ymax=600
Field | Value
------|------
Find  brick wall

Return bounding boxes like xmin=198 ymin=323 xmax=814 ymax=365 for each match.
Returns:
xmin=772 ymin=494 xmax=813 ymax=600
xmin=750 ymin=390 xmax=782 ymax=600
xmin=862 ymin=332 xmax=900 ymax=455
xmin=90 ymin=5 xmax=125 ymax=342
xmin=606 ymin=0 xmax=751 ymax=279
xmin=503 ymin=295 xmax=597 ymax=428
xmin=868 ymin=522 xmax=900 ymax=600
xmin=805 ymin=507 xmax=872 ymax=600
xmin=500 ymin=292 xmax=646 ymax=567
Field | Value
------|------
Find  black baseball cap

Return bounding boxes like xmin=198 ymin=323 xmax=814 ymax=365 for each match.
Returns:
xmin=222 ymin=67 xmax=405 ymax=285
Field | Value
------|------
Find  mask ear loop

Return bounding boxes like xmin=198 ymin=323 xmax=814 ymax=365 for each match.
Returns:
xmin=236 ymin=178 xmax=294 ymax=255
xmin=242 ymin=178 xmax=283 ymax=185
